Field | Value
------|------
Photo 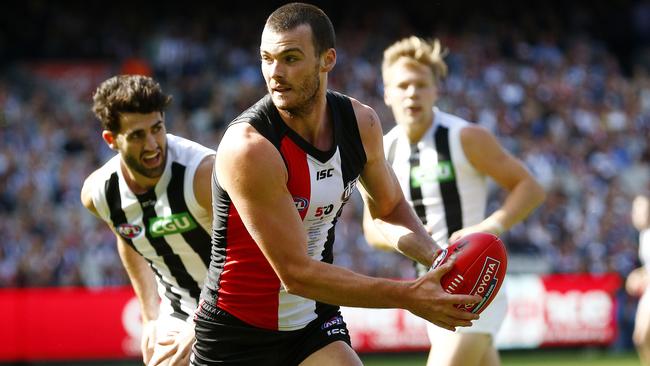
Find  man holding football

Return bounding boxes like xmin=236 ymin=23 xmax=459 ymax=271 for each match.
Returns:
xmin=191 ymin=4 xmax=480 ymax=365
xmin=363 ymin=36 xmax=545 ymax=366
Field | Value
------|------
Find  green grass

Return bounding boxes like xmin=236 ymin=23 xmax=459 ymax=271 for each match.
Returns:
xmin=360 ymin=349 xmax=641 ymax=366
xmin=3 ymin=349 xmax=639 ymax=366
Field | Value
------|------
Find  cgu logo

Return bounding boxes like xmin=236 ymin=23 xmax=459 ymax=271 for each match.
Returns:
xmin=148 ymin=213 xmax=197 ymax=238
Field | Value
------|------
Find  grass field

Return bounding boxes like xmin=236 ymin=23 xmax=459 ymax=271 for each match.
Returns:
xmin=360 ymin=349 xmax=641 ymax=366
xmin=4 ymin=349 xmax=640 ymax=365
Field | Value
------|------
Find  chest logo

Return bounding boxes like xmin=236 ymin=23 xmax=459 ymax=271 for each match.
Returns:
xmin=293 ymin=197 xmax=309 ymax=212
xmin=341 ymin=177 xmax=359 ymax=202
xmin=410 ymin=161 xmax=455 ymax=187
xmin=316 ymin=168 xmax=334 ymax=180
xmin=148 ymin=213 xmax=197 ymax=238
xmin=116 ymin=223 xmax=143 ymax=239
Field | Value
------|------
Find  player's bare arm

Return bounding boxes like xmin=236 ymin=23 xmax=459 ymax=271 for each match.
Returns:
xmin=216 ymin=122 xmax=478 ymax=329
xmin=632 ymin=195 xmax=650 ymax=231
xmin=193 ymin=154 xmax=216 ymax=214
xmin=353 ymin=99 xmax=439 ymax=267
xmin=81 ymin=174 xmax=160 ymax=363
xmin=450 ymin=124 xmax=545 ymax=241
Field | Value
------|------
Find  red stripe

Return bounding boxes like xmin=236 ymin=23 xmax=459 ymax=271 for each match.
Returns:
xmin=280 ymin=137 xmax=311 ymax=220
xmin=216 ymin=202 xmax=280 ymax=329
xmin=215 ymin=136 xmax=312 ymax=330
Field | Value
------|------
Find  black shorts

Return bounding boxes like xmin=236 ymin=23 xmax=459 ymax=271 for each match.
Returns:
xmin=191 ymin=302 xmax=352 ymax=366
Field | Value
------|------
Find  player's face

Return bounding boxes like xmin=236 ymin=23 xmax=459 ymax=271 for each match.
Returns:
xmin=384 ymin=58 xmax=438 ymax=128
xmin=110 ymin=112 xmax=167 ymax=179
xmin=260 ymin=24 xmax=323 ymax=114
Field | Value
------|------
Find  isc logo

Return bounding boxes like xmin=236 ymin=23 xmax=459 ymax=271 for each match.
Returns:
xmin=316 ymin=168 xmax=334 ymax=180
xmin=148 ymin=213 xmax=197 ymax=238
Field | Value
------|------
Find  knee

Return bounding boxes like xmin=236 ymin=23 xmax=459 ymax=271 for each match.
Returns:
xmin=634 ymin=329 xmax=650 ymax=349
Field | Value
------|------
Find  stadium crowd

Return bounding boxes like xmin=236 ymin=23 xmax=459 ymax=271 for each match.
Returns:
xmin=1 ymin=1 xmax=649 ymax=299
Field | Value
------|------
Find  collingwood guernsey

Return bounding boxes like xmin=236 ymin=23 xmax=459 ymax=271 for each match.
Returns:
xmin=384 ymin=107 xmax=488 ymax=275
xmin=87 ymin=134 xmax=214 ymax=321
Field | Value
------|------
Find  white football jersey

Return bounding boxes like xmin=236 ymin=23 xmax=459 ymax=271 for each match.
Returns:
xmin=88 ymin=134 xmax=215 ymax=321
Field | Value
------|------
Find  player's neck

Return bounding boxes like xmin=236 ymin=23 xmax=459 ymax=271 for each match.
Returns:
xmin=280 ymin=95 xmax=332 ymax=151
xmin=120 ymin=161 xmax=159 ymax=195
xmin=404 ymin=118 xmax=433 ymax=144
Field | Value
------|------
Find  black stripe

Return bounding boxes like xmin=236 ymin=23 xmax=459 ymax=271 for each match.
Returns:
xmin=434 ymin=126 xmax=463 ymax=238
xmin=138 ymin=189 xmax=195 ymax=318
xmin=105 ymin=173 xmax=138 ymax=252
xmin=329 ymin=91 xmax=367 ymax=183
xmin=105 ymin=173 xmax=189 ymax=319
xmin=315 ymin=205 xmax=343 ymax=318
xmin=169 ymin=162 xmax=212 ymax=268
xmin=408 ymin=144 xmax=427 ymax=224
xmin=200 ymin=171 xmax=229 ymax=308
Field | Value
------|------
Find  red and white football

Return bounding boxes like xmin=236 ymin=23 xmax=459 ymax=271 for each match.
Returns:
xmin=430 ymin=232 xmax=507 ymax=314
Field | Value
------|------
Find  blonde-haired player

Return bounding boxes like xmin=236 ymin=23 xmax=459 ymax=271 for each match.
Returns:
xmin=363 ymin=36 xmax=545 ymax=366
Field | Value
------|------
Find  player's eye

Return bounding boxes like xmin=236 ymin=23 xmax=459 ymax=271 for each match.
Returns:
xmin=127 ymin=131 xmax=144 ymax=141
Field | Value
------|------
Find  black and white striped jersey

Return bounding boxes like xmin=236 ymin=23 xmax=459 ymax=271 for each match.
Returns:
xmin=88 ymin=134 xmax=215 ymax=321
xmin=384 ymin=108 xmax=488 ymax=262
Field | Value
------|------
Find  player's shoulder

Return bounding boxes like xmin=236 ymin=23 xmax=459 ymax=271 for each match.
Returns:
xmin=341 ymin=95 xmax=382 ymax=139
xmin=217 ymin=122 xmax=279 ymax=166
xmin=81 ymin=155 xmax=120 ymax=215
xmin=83 ymin=154 xmax=120 ymax=187
xmin=434 ymin=109 xmax=493 ymax=144
xmin=166 ymin=134 xmax=216 ymax=157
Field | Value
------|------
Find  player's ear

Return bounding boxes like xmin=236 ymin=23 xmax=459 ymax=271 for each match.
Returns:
xmin=320 ymin=48 xmax=336 ymax=72
xmin=102 ymin=130 xmax=118 ymax=150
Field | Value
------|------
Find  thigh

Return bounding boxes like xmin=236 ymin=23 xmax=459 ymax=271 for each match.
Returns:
xmin=299 ymin=341 xmax=362 ymax=366
xmin=635 ymin=289 xmax=650 ymax=344
xmin=426 ymin=331 xmax=493 ymax=366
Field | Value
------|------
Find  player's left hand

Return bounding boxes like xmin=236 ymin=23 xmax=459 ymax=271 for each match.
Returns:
xmin=147 ymin=322 xmax=195 ymax=366
xmin=449 ymin=221 xmax=502 ymax=243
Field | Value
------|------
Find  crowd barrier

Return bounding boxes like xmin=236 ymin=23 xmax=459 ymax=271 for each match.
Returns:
xmin=0 ymin=273 xmax=621 ymax=361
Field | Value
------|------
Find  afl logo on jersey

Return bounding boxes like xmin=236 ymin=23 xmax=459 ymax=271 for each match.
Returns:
xmin=341 ymin=177 xmax=359 ymax=202
xmin=293 ymin=197 xmax=309 ymax=212
xmin=116 ymin=223 xmax=143 ymax=239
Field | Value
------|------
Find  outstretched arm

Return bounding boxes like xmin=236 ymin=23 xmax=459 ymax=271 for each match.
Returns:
xmin=355 ymin=101 xmax=439 ymax=267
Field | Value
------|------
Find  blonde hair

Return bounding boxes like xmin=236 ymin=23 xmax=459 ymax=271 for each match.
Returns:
xmin=381 ymin=36 xmax=448 ymax=85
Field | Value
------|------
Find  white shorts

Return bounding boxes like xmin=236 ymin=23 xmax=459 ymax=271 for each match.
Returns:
xmin=427 ymin=281 xmax=508 ymax=339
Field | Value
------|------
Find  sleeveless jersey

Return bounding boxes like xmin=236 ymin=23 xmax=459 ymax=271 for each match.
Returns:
xmin=201 ymin=90 xmax=367 ymax=331
xmin=88 ymin=134 xmax=215 ymax=321
xmin=384 ymin=108 xmax=488 ymax=275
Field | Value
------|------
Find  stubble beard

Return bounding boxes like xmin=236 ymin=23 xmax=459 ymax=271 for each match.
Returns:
xmin=123 ymin=145 xmax=167 ymax=179
xmin=276 ymin=66 xmax=321 ymax=119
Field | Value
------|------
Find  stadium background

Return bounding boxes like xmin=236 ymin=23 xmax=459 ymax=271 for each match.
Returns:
xmin=2 ymin=0 xmax=650 ymax=364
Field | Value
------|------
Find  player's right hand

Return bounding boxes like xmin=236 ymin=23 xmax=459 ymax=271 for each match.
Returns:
xmin=408 ymin=257 xmax=481 ymax=331
xmin=141 ymin=319 xmax=158 ymax=364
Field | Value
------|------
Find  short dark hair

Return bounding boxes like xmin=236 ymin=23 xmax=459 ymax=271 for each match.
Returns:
xmin=265 ymin=2 xmax=335 ymax=56
xmin=92 ymin=75 xmax=172 ymax=132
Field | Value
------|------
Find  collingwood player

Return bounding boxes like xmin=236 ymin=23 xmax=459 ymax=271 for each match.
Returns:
xmin=81 ymin=75 xmax=214 ymax=366
xmin=363 ymin=36 xmax=545 ymax=366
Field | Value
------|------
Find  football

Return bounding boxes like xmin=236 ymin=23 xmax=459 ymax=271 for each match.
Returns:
xmin=430 ymin=232 xmax=507 ymax=314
